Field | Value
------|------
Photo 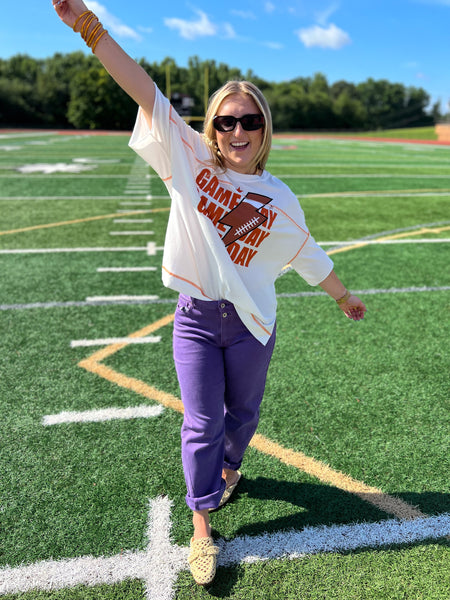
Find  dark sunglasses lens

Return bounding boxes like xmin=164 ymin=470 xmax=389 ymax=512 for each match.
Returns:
xmin=241 ymin=114 xmax=264 ymax=130
xmin=213 ymin=114 xmax=264 ymax=132
xmin=213 ymin=116 xmax=236 ymax=132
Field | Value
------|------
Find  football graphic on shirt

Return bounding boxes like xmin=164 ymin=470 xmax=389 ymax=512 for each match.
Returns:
xmin=219 ymin=192 xmax=273 ymax=246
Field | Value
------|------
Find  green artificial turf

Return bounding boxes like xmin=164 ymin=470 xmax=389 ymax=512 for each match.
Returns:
xmin=1 ymin=131 xmax=448 ymax=600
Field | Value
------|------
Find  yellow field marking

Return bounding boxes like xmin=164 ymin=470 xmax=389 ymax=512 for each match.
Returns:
xmin=327 ymin=224 xmax=450 ymax=256
xmin=0 ymin=207 xmax=171 ymax=237
xmin=82 ymin=313 xmax=175 ymax=363
xmin=250 ymin=434 xmax=425 ymax=519
xmin=78 ymin=313 xmax=425 ymax=521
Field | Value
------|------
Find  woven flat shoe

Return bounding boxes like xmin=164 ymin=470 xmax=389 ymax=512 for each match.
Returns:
xmin=188 ymin=536 xmax=220 ymax=585
xmin=209 ymin=471 xmax=242 ymax=512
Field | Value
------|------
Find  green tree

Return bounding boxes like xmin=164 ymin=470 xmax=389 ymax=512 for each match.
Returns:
xmin=36 ymin=52 xmax=87 ymax=127
xmin=0 ymin=54 xmax=42 ymax=125
xmin=68 ymin=62 xmax=136 ymax=129
xmin=333 ymin=91 xmax=367 ymax=129
xmin=0 ymin=52 xmax=437 ymax=131
xmin=265 ymin=82 xmax=310 ymax=130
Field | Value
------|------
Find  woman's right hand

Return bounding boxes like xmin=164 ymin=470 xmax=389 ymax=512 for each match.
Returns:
xmin=52 ymin=0 xmax=90 ymax=30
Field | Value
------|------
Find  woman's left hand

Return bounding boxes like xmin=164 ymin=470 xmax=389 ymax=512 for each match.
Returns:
xmin=338 ymin=295 xmax=367 ymax=321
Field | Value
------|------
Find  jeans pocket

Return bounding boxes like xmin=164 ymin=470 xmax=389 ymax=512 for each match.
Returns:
xmin=177 ymin=294 xmax=193 ymax=314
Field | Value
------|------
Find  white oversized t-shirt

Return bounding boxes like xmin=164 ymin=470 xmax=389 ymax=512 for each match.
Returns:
xmin=129 ymin=84 xmax=333 ymax=345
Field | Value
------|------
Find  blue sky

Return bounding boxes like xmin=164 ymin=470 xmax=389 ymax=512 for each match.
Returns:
xmin=2 ymin=0 xmax=449 ymax=111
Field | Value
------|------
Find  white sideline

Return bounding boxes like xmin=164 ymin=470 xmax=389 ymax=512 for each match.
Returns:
xmin=0 ymin=497 xmax=449 ymax=598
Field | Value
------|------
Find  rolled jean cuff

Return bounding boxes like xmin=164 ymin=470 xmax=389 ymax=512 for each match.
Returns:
xmin=185 ymin=478 xmax=226 ymax=511
xmin=223 ymin=460 xmax=242 ymax=472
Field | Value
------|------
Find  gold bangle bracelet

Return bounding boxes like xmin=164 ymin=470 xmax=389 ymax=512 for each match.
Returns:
xmin=336 ymin=290 xmax=351 ymax=305
xmin=73 ymin=10 xmax=92 ymax=32
xmin=87 ymin=23 xmax=102 ymax=47
xmin=91 ymin=29 xmax=108 ymax=54
xmin=81 ymin=15 xmax=97 ymax=41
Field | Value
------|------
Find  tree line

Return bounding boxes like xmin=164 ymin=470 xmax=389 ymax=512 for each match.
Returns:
xmin=0 ymin=52 xmax=442 ymax=131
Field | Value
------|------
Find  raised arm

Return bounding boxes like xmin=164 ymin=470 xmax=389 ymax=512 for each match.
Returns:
xmin=52 ymin=0 xmax=155 ymax=126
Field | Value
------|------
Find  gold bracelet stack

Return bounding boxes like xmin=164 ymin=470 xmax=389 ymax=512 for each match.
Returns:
xmin=336 ymin=290 xmax=351 ymax=305
xmin=73 ymin=10 xmax=108 ymax=53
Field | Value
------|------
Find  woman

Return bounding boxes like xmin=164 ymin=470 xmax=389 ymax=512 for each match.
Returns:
xmin=53 ymin=0 xmax=367 ymax=586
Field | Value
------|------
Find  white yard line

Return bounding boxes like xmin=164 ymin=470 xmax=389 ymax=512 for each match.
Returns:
xmin=113 ymin=219 xmax=154 ymax=223
xmin=318 ymin=238 xmax=450 ymax=245
xmin=1 ymin=287 xmax=448 ymax=312
xmin=277 ymin=286 xmax=450 ymax=298
xmin=120 ymin=201 xmax=154 ymax=206
xmin=97 ymin=267 xmax=157 ymax=272
xmin=0 ymin=298 xmax=175 ymax=310
xmin=0 ymin=196 xmax=160 ymax=201
xmin=1 ymin=237 xmax=447 ymax=256
xmin=282 ymin=174 xmax=450 ymax=178
xmin=268 ymin=162 xmax=450 ymax=168
xmin=109 ymin=231 xmax=155 ymax=236
xmin=0 ymin=247 xmax=147 ymax=254
xmin=0 ymin=496 xmax=448 ymax=598
xmin=0 ymin=174 xmax=131 ymax=179
xmin=298 ymin=191 xmax=450 ymax=198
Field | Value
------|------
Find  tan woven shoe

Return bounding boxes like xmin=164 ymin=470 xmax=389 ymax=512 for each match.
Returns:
xmin=188 ymin=536 xmax=220 ymax=585
xmin=209 ymin=470 xmax=242 ymax=512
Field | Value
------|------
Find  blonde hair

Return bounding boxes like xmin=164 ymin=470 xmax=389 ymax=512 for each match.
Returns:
xmin=203 ymin=80 xmax=273 ymax=174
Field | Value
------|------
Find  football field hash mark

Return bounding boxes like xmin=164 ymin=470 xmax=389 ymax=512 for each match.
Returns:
xmin=43 ymin=404 xmax=165 ymax=426
xmin=70 ymin=336 xmax=161 ymax=348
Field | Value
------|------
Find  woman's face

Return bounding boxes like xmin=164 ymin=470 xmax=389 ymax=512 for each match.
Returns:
xmin=214 ymin=93 xmax=264 ymax=175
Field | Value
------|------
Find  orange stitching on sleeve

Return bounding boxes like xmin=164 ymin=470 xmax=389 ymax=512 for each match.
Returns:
xmin=169 ymin=105 xmax=177 ymax=125
xmin=287 ymin=231 xmax=310 ymax=264
xmin=275 ymin=205 xmax=309 ymax=235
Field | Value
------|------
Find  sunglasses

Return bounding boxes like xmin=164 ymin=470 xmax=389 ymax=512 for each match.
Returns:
xmin=213 ymin=113 xmax=264 ymax=132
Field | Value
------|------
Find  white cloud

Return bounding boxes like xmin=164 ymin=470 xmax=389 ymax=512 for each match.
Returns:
xmin=222 ymin=23 xmax=238 ymax=39
xmin=86 ymin=2 xmax=142 ymax=41
xmin=231 ymin=10 xmax=257 ymax=20
xmin=263 ymin=41 xmax=284 ymax=50
xmin=265 ymin=2 xmax=276 ymax=13
xmin=297 ymin=23 xmax=351 ymax=49
xmin=164 ymin=10 xmax=217 ymax=40
xmin=315 ymin=3 xmax=340 ymax=26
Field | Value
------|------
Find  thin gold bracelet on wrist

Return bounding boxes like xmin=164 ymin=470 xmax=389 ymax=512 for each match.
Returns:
xmin=91 ymin=29 xmax=108 ymax=53
xmin=336 ymin=290 xmax=351 ymax=305
xmin=73 ymin=10 xmax=92 ymax=32
xmin=87 ymin=22 xmax=102 ymax=47
xmin=81 ymin=14 xmax=97 ymax=41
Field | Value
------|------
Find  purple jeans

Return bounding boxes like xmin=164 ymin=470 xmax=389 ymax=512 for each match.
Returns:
xmin=173 ymin=294 xmax=276 ymax=511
